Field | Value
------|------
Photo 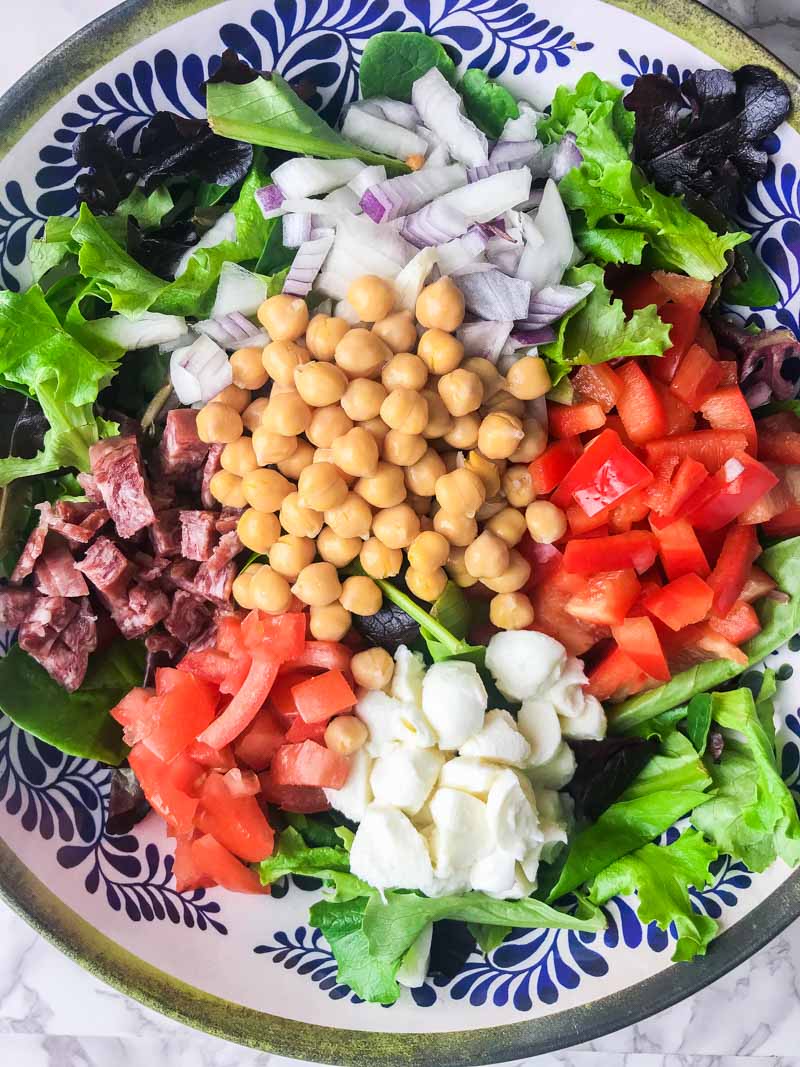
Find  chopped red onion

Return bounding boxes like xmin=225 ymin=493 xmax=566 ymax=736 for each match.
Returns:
xmin=466 ymin=162 xmax=514 ymax=182
xmin=359 ymin=164 xmax=467 ymax=223
xmin=526 ymin=281 xmax=595 ymax=324
xmin=527 ymin=395 xmax=549 ymax=429
xmin=489 ymin=140 xmax=544 ymax=170
xmin=196 ymin=313 xmax=268 ymax=351
xmin=424 ymin=142 xmax=451 ymax=168
xmin=436 ymin=227 xmax=489 ymax=274
xmin=440 ymin=168 xmax=532 ymax=224
xmin=412 ymin=68 xmax=489 ymax=167
xmin=547 ymin=132 xmax=583 ymax=182
xmin=456 ymin=320 xmax=513 ymax=362
xmin=516 ymin=179 xmax=573 ymax=290
xmin=487 ymin=243 xmax=523 ymax=275
xmin=170 ymin=335 xmax=231 ymax=405
xmin=454 ymin=268 xmax=532 ymax=320
xmin=255 ymin=184 xmax=286 ymax=218
xmin=271 ymin=157 xmax=364 ymax=198
xmin=342 ymin=107 xmax=428 ymax=160
xmin=348 ymin=164 xmax=387 ymax=199
xmin=511 ymin=326 xmax=557 ymax=345
xmin=323 ymin=186 xmax=361 ymax=213
xmin=500 ymin=103 xmax=544 ymax=143
xmin=282 ymin=213 xmax=313 ymax=249
xmin=283 ymin=233 xmax=335 ymax=297
xmin=399 ymin=200 xmax=469 ymax=248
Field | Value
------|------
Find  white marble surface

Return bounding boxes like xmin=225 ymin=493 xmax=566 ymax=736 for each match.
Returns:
xmin=2 ymin=2 xmax=800 ymax=1065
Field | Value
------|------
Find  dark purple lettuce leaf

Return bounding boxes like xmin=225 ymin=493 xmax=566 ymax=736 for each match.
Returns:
xmin=712 ymin=316 xmax=800 ymax=406
xmin=127 ymin=217 xmax=199 ymax=279
xmin=105 ymin=766 xmax=150 ymax=836
xmin=205 ymin=48 xmax=272 ymax=86
xmin=73 ymin=125 xmax=137 ymax=214
xmin=567 ymin=736 xmax=658 ymax=822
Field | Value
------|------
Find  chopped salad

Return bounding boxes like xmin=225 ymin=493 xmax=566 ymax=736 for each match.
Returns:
xmin=1 ymin=33 xmax=800 ymax=1002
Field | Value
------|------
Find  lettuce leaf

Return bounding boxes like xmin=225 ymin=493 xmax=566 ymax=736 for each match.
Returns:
xmin=589 ymin=829 xmax=719 ymax=961
xmin=258 ymin=826 xmax=368 ymax=902
xmin=619 ymin=731 xmax=712 ymax=800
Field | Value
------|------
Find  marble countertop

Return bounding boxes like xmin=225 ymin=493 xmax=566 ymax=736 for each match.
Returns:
xmin=2 ymin=2 xmax=800 ymax=1065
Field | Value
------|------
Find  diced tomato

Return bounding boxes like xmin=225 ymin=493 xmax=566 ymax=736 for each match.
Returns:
xmin=569 ymin=436 xmax=653 ymax=518
xmin=612 ymin=616 xmax=670 ymax=681
xmin=198 ymin=651 xmax=280 ymax=750
xmin=190 ymin=834 xmax=268 ymax=895
xmin=565 ymin=568 xmax=641 ymax=626
xmin=186 ymin=741 xmax=236 ymax=771
xmin=652 ymin=383 xmax=695 ymax=437
xmin=215 ymin=616 xmax=245 ymax=656
xmin=740 ymin=565 xmax=777 ymax=602
xmin=684 ymin=451 xmax=779 ymax=530
xmin=608 ymin=488 xmax=650 ymax=533
xmin=695 ymin=317 xmax=719 ymax=358
xmin=662 ymin=622 xmax=749 ymax=673
xmin=758 ymin=429 xmax=800 ymax=465
xmin=620 ymin=273 xmax=669 ymax=312
xmin=642 ymin=573 xmax=714 ymax=631
xmin=700 ymin=387 xmax=758 ymax=454
xmin=717 ymin=360 xmax=738 ymax=386
xmin=652 ymin=518 xmax=710 ymax=580
xmin=709 ymin=600 xmax=761 ymax=644
xmin=670 ymin=344 xmax=724 ymax=411
xmin=528 ymin=567 xmax=609 ymax=655
xmin=258 ymin=776 xmax=331 ymax=813
xmin=270 ymin=740 xmax=350 ymax=789
xmin=707 ymin=524 xmax=760 ymax=615
xmin=281 ymin=641 xmax=352 ymax=673
xmin=645 ymin=430 xmax=750 ymax=471
xmin=549 ymin=401 xmax=607 ymax=439
xmin=177 ymin=649 xmax=232 ymax=687
xmin=760 ymin=411 xmax=800 ymax=434
xmin=172 ymin=834 xmax=213 ymax=892
xmin=223 ymin=767 xmax=261 ymax=797
xmin=233 ymin=707 xmax=286 ymax=771
xmin=219 ymin=653 xmax=252 ymax=696
xmin=586 ymin=646 xmax=650 ymax=702
xmin=651 ymin=271 xmax=712 ymax=311
xmin=128 ymin=743 xmax=199 ymax=836
xmin=241 ymin=611 xmax=306 ymax=660
xmin=142 ymin=672 xmax=217 ymax=763
xmin=563 ymin=532 xmax=658 ymax=575
xmin=529 ymin=437 xmax=583 ymax=496
xmin=573 ymin=364 xmax=624 ymax=412
xmin=269 ymin=670 xmax=313 ymax=721
xmin=292 ymin=669 xmax=357 ymax=723
xmin=110 ymin=687 xmax=154 ymax=730
xmin=649 ymin=303 xmax=701 ymax=383
xmin=195 ymin=772 xmax=274 ymax=862
xmin=616 ymin=362 xmax=668 ymax=444
xmin=285 ymin=717 xmax=328 ymax=744
xmin=764 ymin=503 xmax=800 ymax=537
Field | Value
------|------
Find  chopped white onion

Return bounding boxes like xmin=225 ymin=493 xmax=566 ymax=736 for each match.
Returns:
xmin=454 ymin=269 xmax=532 ymax=321
xmin=170 ymin=335 xmax=231 ymax=405
xmin=282 ymin=213 xmax=313 ymax=249
xmin=412 ymin=68 xmax=489 ymax=167
xmin=342 ymin=107 xmax=428 ymax=160
xmin=211 ymin=261 xmax=268 ymax=318
xmin=283 ymin=232 xmax=336 ymax=297
xmin=500 ymin=103 xmax=543 ymax=142
xmin=399 ymin=200 xmax=469 ymax=248
xmin=456 ymin=320 xmax=514 ymax=362
xmin=353 ymin=97 xmax=421 ymax=130
xmin=348 ymin=165 xmax=387 ymax=199
xmin=489 ymin=140 xmax=544 ymax=170
xmin=316 ymin=215 xmax=413 ymax=300
xmin=360 ymin=164 xmax=467 ymax=223
xmin=439 ymin=168 xmax=532 ymax=224
xmin=424 ymin=142 xmax=451 ymax=168
xmin=323 ymin=186 xmax=362 ymax=214
xmin=515 ymin=180 xmax=573 ymax=291
xmin=175 ymin=211 xmax=236 ymax=277
xmin=86 ymin=312 xmax=187 ymax=350
xmin=335 ymin=298 xmax=361 ymax=325
xmin=393 ymin=247 xmax=439 ymax=311
xmin=271 ymin=157 xmax=364 ymax=198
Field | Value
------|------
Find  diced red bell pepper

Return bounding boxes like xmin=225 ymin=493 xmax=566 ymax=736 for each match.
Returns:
xmin=281 ymin=641 xmax=352 ymax=674
xmin=529 ymin=438 xmax=583 ymax=496
xmin=695 ymin=317 xmax=719 ymax=358
xmin=223 ymin=767 xmax=261 ymax=797
xmin=528 ymin=567 xmax=609 ymax=655
xmin=233 ymin=707 xmax=286 ymax=771
xmin=707 ymin=524 xmax=760 ymax=615
xmin=670 ymin=343 xmax=724 ymax=411
xmin=563 ymin=532 xmax=658 ymax=575
xmin=620 ymin=274 xmax=670 ymax=312
xmin=565 ymin=568 xmax=642 ymax=626
xmin=198 ymin=651 xmax=280 ymax=750
xmin=649 ymin=302 xmax=701 ymax=383
xmin=270 ymin=740 xmax=350 ymax=789
xmin=651 ymin=456 xmax=710 ymax=525
xmin=684 ymin=451 xmax=779 ymax=530
xmin=653 ymin=383 xmax=696 ymax=436
xmin=241 ymin=611 xmax=306 ymax=660
xmin=143 ymin=672 xmax=218 ymax=763
xmin=285 ymin=717 xmax=328 ymax=744
xmin=740 ymin=565 xmax=778 ymax=602
xmin=292 ymin=669 xmax=357 ymax=723
xmin=567 ymin=504 xmax=610 ymax=535
xmin=764 ymin=503 xmax=800 ymax=537
xmin=738 ymin=468 xmax=794 ymax=524
xmin=644 ymin=455 xmax=680 ymax=514
xmin=173 ymin=834 xmax=214 ymax=892
xmin=186 ymin=740 xmax=236 ymax=772
xmin=551 ymin=430 xmax=620 ymax=509
xmin=190 ymin=834 xmax=269 ymax=894
xmin=177 ymin=649 xmax=232 ymax=687
xmin=573 ymin=364 xmax=624 ymax=412
xmin=616 ymin=362 xmax=668 ymax=444
xmin=258 ymin=776 xmax=331 ymax=814
xmin=708 ymin=600 xmax=761 ymax=644
xmin=586 ymin=646 xmax=651 ymax=702
xmin=195 ymin=771 xmax=274 ymax=863
xmin=608 ymin=488 xmax=650 ymax=534
xmin=645 ymin=430 xmax=750 ymax=472
xmin=700 ymin=387 xmax=758 ymax=455
xmin=219 ymin=653 xmax=253 ymax=696
xmin=651 ymin=271 xmax=712 ymax=311
xmin=652 ymin=518 xmax=710 ymax=580
xmin=569 ymin=436 xmax=654 ymax=518
xmin=128 ymin=743 xmax=199 ymax=836
xmin=716 ymin=361 xmax=738 ymax=386
xmin=612 ymin=616 xmax=670 ymax=681
xmin=642 ymin=573 xmax=714 ymax=631
xmin=548 ymin=401 xmax=607 ymax=439
xmin=758 ymin=429 xmax=800 ymax=465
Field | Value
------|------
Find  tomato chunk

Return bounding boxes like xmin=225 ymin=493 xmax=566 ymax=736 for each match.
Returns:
xmin=529 ymin=438 xmax=583 ymax=496
xmin=285 ymin=717 xmax=328 ymax=744
xmin=619 ymin=274 xmax=669 ymax=312
xmin=198 ymin=652 xmax=280 ymax=750
xmin=173 ymin=834 xmax=214 ymax=892
xmin=195 ymin=772 xmax=274 ymax=863
xmin=186 ymin=740 xmax=236 ymax=771
xmin=281 ymin=641 xmax=352 ymax=673
xmin=645 ymin=430 xmax=750 ymax=472
xmin=191 ymin=834 xmax=268 ymax=895
xmin=616 ymin=362 xmax=668 ymax=444
xmin=233 ymin=707 xmax=286 ymax=771
xmin=684 ymin=451 xmax=779 ymax=530
xmin=528 ymin=568 xmax=609 ymax=655
xmin=177 ymin=649 xmax=232 ymax=687
xmin=709 ymin=600 xmax=761 ymax=645
xmin=563 ymin=532 xmax=658 ymax=575
xmin=143 ymin=672 xmax=217 ymax=763
xmin=586 ymin=646 xmax=650 ymax=702
xmin=612 ymin=616 xmax=670 ymax=681
xmin=573 ymin=364 xmax=623 ymax=412
xmin=707 ymin=524 xmax=760 ymax=616
xmin=549 ymin=401 xmax=607 ymax=439
xmin=270 ymin=740 xmax=350 ymax=789
xmin=651 ymin=271 xmax=712 ymax=311
xmin=110 ymin=687 xmax=155 ymax=731
xmin=258 ymin=776 xmax=331 ymax=813
xmin=652 ymin=518 xmax=710 ymax=580
xmin=292 ymin=668 xmax=357 ymax=723
xmin=642 ymin=573 xmax=714 ymax=631
xmin=241 ymin=611 xmax=306 ymax=660
xmin=700 ymin=387 xmax=758 ymax=455
xmin=649 ymin=302 xmax=700 ymax=383
xmin=565 ymin=569 xmax=641 ymax=626
xmin=128 ymin=743 xmax=199 ymax=836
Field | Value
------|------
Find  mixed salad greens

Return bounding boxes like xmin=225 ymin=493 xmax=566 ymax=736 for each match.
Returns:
xmin=1 ymin=29 xmax=800 ymax=1005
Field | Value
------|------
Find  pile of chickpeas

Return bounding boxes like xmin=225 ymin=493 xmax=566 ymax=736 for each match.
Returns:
xmin=196 ymin=272 xmax=565 ymax=637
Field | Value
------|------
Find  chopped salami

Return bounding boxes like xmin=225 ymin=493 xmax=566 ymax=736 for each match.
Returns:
xmin=165 ymin=589 xmax=212 ymax=645
xmin=115 ymin=582 xmax=170 ymax=638
xmin=132 ymin=552 xmax=170 ymax=583
xmin=150 ymin=509 xmax=182 ymax=557
xmin=89 ymin=436 xmax=156 ymax=539
xmin=180 ymin=510 xmax=217 ymax=562
xmin=55 ymin=501 xmax=98 ymax=524
xmin=42 ymin=503 xmax=111 ymax=545
xmin=143 ymin=631 xmax=183 ymax=687
xmin=61 ymin=598 xmax=98 ymax=656
xmin=205 ymin=530 xmax=243 ymax=573
xmin=18 ymin=596 xmax=78 ymax=657
xmin=0 ymin=586 xmax=40 ymax=627
xmin=10 ymin=516 xmax=49 ymax=584
xmin=216 ymin=507 xmax=244 ymax=534
xmin=194 ymin=560 xmax=236 ymax=605
xmin=77 ymin=473 xmax=103 ymax=503
xmin=75 ymin=537 xmax=132 ymax=593
xmin=34 ymin=539 xmax=89 ymax=598
xmin=167 ymin=559 xmax=200 ymax=597
xmin=201 ymin=445 xmax=223 ymax=509
xmin=159 ymin=409 xmax=209 ymax=478
xmin=187 ymin=623 xmax=219 ymax=651
xmin=22 ymin=596 xmax=99 ymax=691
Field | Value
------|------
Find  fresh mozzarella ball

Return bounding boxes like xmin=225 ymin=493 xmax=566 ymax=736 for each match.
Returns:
xmin=547 ymin=657 xmax=590 ymax=719
xmin=459 ymin=708 xmax=532 ymax=768
xmin=391 ymin=645 xmax=426 ymax=709
xmin=559 ymin=695 xmax=606 ymax=741
xmin=428 ymin=788 xmax=492 ymax=877
xmin=518 ymin=846 xmax=542 ymax=886
xmin=370 ymin=748 xmax=445 ymax=815
xmin=486 ymin=769 xmax=542 ymax=861
xmin=422 ymin=661 xmax=487 ymax=750
xmin=396 ymin=923 xmax=433 ymax=989
xmin=526 ymin=740 xmax=576 ymax=790
xmin=470 ymin=850 xmax=518 ymax=896
xmin=534 ymin=788 xmax=571 ymax=862
xmin=485 ymin=631 xmax=567 ymax=702
xmin=517 ymin=699 xmax=563 ymax=767
xmin=437 ymin=756 xmax=501 ymax=800
xmin=324 ymin=747 xmax=374 ymax=822
xmin=350 ymin=805 xmax=435 ymax=892
xmin=356 ymin=691 xmax=437 ymax=755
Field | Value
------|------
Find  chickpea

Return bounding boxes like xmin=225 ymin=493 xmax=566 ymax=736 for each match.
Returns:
xmin=372 ymin=310 xmax=417 ymax=354
xmin=509 ymin=418 xmax=548 ymax=464
xmin=462 ymin=357 xmax=503 ymax=401
xmin=298 ymin=461 xmax=348 ymax=511
xmin=325 ymin=492 xmax=373 ymax=540
xmin=294 ymin=361 xmax=347 ymax=408
xmin=325 ymin=715 xmax=368 ymax=755
xmin=279 ymin=492 xmax=324 ymax=539
xmin=438 ymin=369 xmax=483 ymax=418
xmin=262 ymin=339 xmax=307 ymax=385
xmin=196 ymin=402 xmax=243 ymax=445
xmin=251 ymin=426 xmax=296 ymax=466
xmin=464 ymin=530 xmax=510 ymax=579
xmin=354 ymin=462 xmax=406 ymax=509
xmin=360 ymin=416 xmax=390 ymax=446
xmin=360 ymin=536 xmax=402 ymax=579
xmin=292 ymin=561 xmax=342 ymax=607
xmin=250 ymin=565 xmax=293 ymax=613
xmin=372 ymin=503 xmax=420 ymax=550
xmin=503 ymin=465 xmax=536 ymax=508
xmin=380 ymin=389 xmax=428 ymax=435
xmin=277 ymin=438 xmax=315 ymax=480
xmin=490 ymin=592 xmax=535 ymax=630
xmin=341 ymin=378 xmax=386 ymax=422
xmin=443 ymin=412 xmax=480 ymax=450
xmin=464 ymin=451 xmax=503 ymax=498
xmin=347 ymin=275 xmax=395 ymax=322
xmin=351 ymin=647 xmax=394 ymax=690
xmin=209 ymin=470 xmax=247 ymax=508
xmin=257 ymin=293 xmax=309 ymax=341
xmin=236 ymin=508 xmax=280 ymax=554
xmin=317 ymin=526 xmax=361 ymax=567
xmin=331 ymin=426 xmax=380 ymax=478
xmin=232 ymin=563 xmax=263 ymax=610
xmin=406 ymin=448 xmax=446 ymax=497
xmin=435 ymin=468 xmax=485 ymax=518
xmin=383 ymin=429 xmax=427 ymax=467
xmin=482 ymin=549 xmax=531 ymax=593
xmin=433 ymin=508 xmax=478 ymax=548
xmin=407 ymin=493 xmax=433 ymax=517
xmin=242 ymin=468 xmax=293 ymax=513
xmin=269 ymin=534 xmax=316 ymax=580
xmin=263 ymin=392 xmax=312 ymax=437
xmin=214 ymin=384 xmax=250 ymax=413
xmin=310 ymin=603 xmax=352 ymax=642
xmin=482 ymin=390 xmax=525 ymax=419
xmin=486 ymin=506 xmax=527 ymax=547
xmin=408 ymin=530 xmax=449 ymax=573
xmin=230 ymin=346 xmax=268 ymax=390
xmin=334 ymin=328 xmax=391 ymax=378
xmin=421 ymin=389 xmax=453 ymax=439
xmin=525 ymin=500 xmax=567 ymax=545
xmin=406 ymin=566 xmax=447 ymax=602
xmin=340 ymin=575 xmax=383 ymax=616
xmin=441 ymin=450 xmax=460 ymax=473
xmin=445 ymin=545 xmax=478 ymax=588
xmin=506 ymin=355 xmax=552 ymax=400
xmin=306 ymin=314 xmax=350 ymax=361
xmin=313 ymin=448 xmax=355 ymax=486
xmin=417 ymin=329 xmax=464 ymax=375
xmin=476 ymin=499 xmax=507 ymax=523
xmin=242 ymin=396 xmax=270 ymax=432
xmin=306 ymin=405 xmax=353 ymax=449
xmin=218 ymin=436 xmax=256 ymax=477
xmin=415 ymin=276 xmax=465 ymax=332
xmin=381 ymin=353 xmax=428 ymax=392
xmin=478 ymin=412 xmax=525 ymax=460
